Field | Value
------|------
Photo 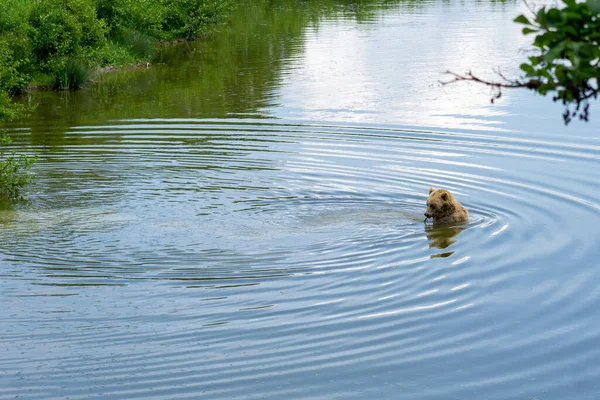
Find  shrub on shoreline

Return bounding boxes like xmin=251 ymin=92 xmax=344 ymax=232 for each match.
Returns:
xmin=54 ymin=59 xmax=91 ymax=90
xmin=0 ymin=133 xmax=37 ymax=200
xmin=0 ymin=0 xmax=233 ymax=116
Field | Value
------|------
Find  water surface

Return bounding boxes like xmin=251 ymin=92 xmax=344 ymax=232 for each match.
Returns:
xmin=2 ymin=1 xmax=600 ymax=399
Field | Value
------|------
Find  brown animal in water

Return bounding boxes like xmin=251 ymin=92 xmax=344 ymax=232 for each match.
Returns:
xmin=424 ymin=187 xmax=468 ymax=225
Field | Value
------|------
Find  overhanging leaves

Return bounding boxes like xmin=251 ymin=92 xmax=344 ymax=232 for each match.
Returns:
xmin=444 ymin=0 xmax=600 ymax=125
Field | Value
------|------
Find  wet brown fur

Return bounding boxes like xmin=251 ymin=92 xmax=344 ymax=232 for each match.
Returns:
xmin=425 ymin=187 xmax=468 ymax=225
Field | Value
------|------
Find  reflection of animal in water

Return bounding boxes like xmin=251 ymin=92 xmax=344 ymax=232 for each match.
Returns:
xmin=424 ymin=187 xmax=468 ymax=225
xmin=426 ymin=226 xmax=464 ymax=258
xmin=426 ymin=226 xmax=464 ymax=249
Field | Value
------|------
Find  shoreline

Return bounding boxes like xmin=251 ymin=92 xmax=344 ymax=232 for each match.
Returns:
xmin=23 ymin=61 xmax=152 ymax=93
xmin=22 ymin=32 xmax=216 ymax=93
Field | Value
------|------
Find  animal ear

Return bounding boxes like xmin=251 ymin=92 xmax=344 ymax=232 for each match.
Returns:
xmin=441 ymin=192 xmax=448 ymax=201
xmin=429 ymin=187 xmax=434 ymax=194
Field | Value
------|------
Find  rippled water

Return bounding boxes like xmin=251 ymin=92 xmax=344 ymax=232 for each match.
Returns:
xmin=3 ymin=1 xmax=600 ymax=399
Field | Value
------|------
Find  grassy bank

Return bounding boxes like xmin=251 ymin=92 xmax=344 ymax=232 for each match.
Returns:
xmin=0 ymin=0 xmax=233 ymax=119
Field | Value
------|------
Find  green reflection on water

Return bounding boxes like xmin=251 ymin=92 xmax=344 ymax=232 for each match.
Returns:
xmin=10 ymin=0 xmax=439 ymax=135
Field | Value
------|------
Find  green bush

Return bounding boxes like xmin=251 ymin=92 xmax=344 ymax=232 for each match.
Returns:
xmin=160 ymin=0 xmax=233 ymax=40
xmin=0 ymin=0 xmax=232 ymax=79
xmin=0 ymin=92 xmax=28 ymax=121
xmin=0 ymin=0 xmax=233 ymax=114
xmin=0 ymin=0 xmax=33 ymax=94
xmin=0 ymin=133 xmax=37 ymax=200
xmin=0 ymin=36 xmax=31 ymax=124
xmin=0 ymin=32 xmax=36 ymax=200
xmin=95 ymin=40 xmax=139 ymax=67
xmin=96 ymin=0 xmax=166 ymax=39
xmin=0 ymin=37 xmax=30 ymax=94
xmin=95 ymin=0 xmax=232 ymax=41
xmin=0 ymin=0 xmax=30 ymax=33
xmin=27 ymin=0 xmax=107 ymax=69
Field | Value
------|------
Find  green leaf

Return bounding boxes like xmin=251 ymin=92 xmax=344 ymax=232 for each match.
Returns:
xmin=534 ymin=32 xmax=555 ymax=48
xmin=562 ymin=25 xmax=578 ymax=36
xmin=565 ymin=11 xmax=583 ymax=20
xmin=520 ymin=63 xmax=535 ymax=75
xmin=537 ymin=8 xmax=548 ymax=25
xmin=514 ymin=14 xmax=531 ymax=25
xmin=522 ymin=27 xmax=538 ymax=35
xmin=546 ymin=9 xmax=563 ymax=25
xmin=529 ymin=55 xmax=543 ymax=66
xmin=538 ymin=83 xmax=556 ymax=95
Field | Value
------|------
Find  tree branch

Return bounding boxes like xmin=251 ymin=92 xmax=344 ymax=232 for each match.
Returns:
xmin=440 ymin=70 xmax=527 ymax=89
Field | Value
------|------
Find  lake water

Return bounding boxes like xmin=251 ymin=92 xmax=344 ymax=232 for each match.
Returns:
xmin=2 ymin=1 xmax=600 ymax=399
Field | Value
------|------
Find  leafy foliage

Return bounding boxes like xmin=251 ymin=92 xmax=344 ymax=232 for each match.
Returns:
xmin=0 ymin=133 xmax=36 ymax=200
xmin=445 ymin=0 xmax=600 ymax=125
xmin=0 ymin=0 xmax=233 ymax=95
xmin=160 ymin=0 xmax=233 ymax=40
xmin=28 ymin=0 xmax=108 ymax=70
xmin=95 ymin=0 xmax=233 ymax=41
xmin=0 ymin=92 xmax=28 ymax=121
xmin=0 ymin=45 xmax=36 ymax=199
xmin=0 ymin=37 xmax=30 ymax=94
xmin=0 ymin=34 xmax=30 ymax=121
xmin=516 ymin=0 xmax=600 ymax=124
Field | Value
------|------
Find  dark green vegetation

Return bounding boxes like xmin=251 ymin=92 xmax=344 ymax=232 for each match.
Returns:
xmin=0 ymin=133 xmax=36 ymax=200
xmin=0 ymin=35 xmax=35 ymax=200
xmin=447 ymin=0 xmax=600 ymax=124
xmin=516 ymin=0 xmax=600 ymax=124
xmin=0 ymin=88 xmax=36 ymax=200
xmin=0 ymin=0 xmax=233 ymax=118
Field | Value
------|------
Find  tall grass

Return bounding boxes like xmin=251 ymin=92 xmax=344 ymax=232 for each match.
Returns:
xmin=53 ymin=59 xmax=91 ymax=90
xmin=112 ymin=28 xmax=155 ymax=59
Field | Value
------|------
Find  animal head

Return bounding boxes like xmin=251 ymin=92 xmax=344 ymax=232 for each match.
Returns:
xmin=424 ymin=187 xmax=457 ymax=219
